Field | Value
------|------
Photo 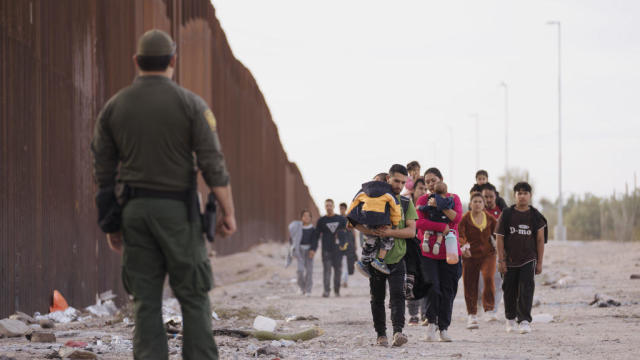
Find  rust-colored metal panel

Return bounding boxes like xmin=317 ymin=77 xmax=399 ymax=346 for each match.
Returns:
xmin=0 ymin=0 xmax=318 ymax=318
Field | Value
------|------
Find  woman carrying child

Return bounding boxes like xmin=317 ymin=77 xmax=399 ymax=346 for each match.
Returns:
xmin=415 ymin=167 xmax=463 ymax=342
xmin=458 ymin=193 xmax=498 ymax=329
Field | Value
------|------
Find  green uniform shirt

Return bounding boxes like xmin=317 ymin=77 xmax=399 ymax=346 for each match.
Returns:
xmin=383 ymin=195 xmax=418 ymax=264
xmin=91 ymin=75 xmax=229 ymax=191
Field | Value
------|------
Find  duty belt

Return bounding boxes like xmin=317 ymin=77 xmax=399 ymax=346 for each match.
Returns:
xmin=128 ymin=187 xmax=189 ymax=202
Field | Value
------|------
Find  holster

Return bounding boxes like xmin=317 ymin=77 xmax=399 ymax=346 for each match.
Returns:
xmin=189 ymin=170 xmax=216 ymax=242
xmin=201 ymin=192 xmax=217 ymax=243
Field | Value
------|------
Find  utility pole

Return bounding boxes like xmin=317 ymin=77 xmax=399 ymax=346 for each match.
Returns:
xmin=448 ymin=125 xmax=454 ymax=183
xmin=500 ymin=82 xmax=509 ymax=190
xmin=547 ymin=20 xmax=565 ymax=241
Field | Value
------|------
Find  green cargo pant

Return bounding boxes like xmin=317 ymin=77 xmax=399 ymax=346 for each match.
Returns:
xmin=121 ymin=198 xmax=218 ymax=360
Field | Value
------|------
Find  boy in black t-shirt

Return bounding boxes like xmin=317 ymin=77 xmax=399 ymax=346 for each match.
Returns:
xmin=495 ymin=182 xmax=546 ymax=335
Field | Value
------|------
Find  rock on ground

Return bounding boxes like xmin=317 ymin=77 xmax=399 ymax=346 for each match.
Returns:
xmin=0 ymin=319 xmax=32 ymax=337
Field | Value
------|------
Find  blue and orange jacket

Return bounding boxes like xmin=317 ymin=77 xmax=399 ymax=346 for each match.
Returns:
xmin=347 ymin=181 xmax=402 ymax=227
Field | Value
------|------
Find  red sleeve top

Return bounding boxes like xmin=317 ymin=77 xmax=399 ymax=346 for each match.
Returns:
xmin=416 ymin=192 xmax=463 ymax=260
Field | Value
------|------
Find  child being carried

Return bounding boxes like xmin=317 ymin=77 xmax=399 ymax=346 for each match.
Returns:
xmin=346 ymin=180 xmax=402 ymax=276
xmin=419 ymin=182 xmax=454 ymax=255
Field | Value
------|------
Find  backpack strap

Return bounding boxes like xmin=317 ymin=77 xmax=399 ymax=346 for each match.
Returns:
xmin=499 ymin=205 xmax=516 ymax=243
xmin=399 ymin=195 xmax=410 ymax=221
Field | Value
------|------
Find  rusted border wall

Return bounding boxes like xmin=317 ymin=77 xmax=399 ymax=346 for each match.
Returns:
xmin=0 ymin=0 xmax=318 ymax=318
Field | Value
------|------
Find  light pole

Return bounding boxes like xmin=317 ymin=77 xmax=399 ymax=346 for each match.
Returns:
xmin=500 ymin=82 xmax=509 ymax=191
xmin=547 ymin=20 xmax=565 ymax=241
xmin=469 ymin=113 xmax=479 ymax=170
xmin=447 ymin=125 xmax=454 ymax=183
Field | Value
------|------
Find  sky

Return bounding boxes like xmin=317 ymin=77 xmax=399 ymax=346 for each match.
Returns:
xmin=211 ymin=0 xmax=640 ymax=209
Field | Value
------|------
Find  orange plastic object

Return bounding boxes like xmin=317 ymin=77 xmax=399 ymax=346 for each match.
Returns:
xmin=49 ymin=290 xmax=69 ymax=313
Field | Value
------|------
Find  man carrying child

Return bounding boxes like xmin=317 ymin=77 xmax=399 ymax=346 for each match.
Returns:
xmin=350 ymin=165 xmax=417 ymax=347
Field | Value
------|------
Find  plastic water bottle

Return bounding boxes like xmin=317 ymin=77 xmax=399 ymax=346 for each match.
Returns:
xmin=445 ymin=232 xmax=459 ymax=264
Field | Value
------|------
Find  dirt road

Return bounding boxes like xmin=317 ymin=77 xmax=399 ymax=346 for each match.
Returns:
xmin=1 ymin=241 xmax=639 ymax=359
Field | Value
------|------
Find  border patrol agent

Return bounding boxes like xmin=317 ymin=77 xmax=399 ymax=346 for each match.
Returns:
xmin=91 ymin=29 xmax=237 ymax=360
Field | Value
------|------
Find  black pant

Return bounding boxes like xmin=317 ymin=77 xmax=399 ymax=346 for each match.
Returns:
xmin=421 ymin=257 xmax=462 ymax=331
xmin=502 ymin=261 xmax=535 ymax=323
xmin=407 ymin=298 xmax=426 ymax=318
xmin=322 ymin=250 xmax=342 ymax=294
xmin=404 ymin=238 xmax=420 ymax=277
xmin=339 ymin=249 xmax=356 ymax=276
xmin=370 ymin=260 xmax=406 ymax=337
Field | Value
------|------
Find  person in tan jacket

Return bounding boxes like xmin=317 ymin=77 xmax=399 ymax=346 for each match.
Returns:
xmin=458 ymin=193 xmax=498 ymax=329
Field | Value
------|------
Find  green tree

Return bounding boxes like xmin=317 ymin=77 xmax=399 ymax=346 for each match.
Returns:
xmin=498 ymin=167 xmax=532 ymax=205
xmin=565 ymin=194 xmax=602 ymax=240
xmin=607 ymin=188 xmax=640 ymax=241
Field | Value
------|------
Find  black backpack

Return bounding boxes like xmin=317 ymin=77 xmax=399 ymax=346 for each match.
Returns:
xmin=500 ymin=205 xmax=548 ymax=243
xmin=399 ymin=195 xmax=410 ymax=221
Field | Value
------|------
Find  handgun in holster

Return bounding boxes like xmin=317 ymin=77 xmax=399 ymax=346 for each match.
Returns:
xmin=201 ymin=192 xmax=217 ymax=243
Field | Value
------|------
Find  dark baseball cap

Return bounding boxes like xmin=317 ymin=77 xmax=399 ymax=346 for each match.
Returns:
xmin=137 ymin=29 xmax=176 ymax=56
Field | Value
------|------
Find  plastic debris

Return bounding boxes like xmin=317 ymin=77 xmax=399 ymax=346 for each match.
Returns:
xmin=551 ymin=276 xmax=575 ymax=289
xmin=253 ymin=315 xmax=277 ymax=332
xmin=98 ymin=290 xmax=117 ymax=302
xmin=50 ymin=290 xmax=70 ymax=313
xmin=212 ymin=311 xmax=220 ymax=321
xmin=65 ymin=340 xmax=89 ymax=348
xmin=86 ymin=300 xmax=118 ymax=317
xmin=532 ymin=313 xmax=554 ymax=323
xmin=35 ymin=307 xmax=80 ymax=324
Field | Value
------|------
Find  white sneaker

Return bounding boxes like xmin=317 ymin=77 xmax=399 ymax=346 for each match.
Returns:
xmin=439 ymin=330 xmax=452 ymax=342
xmin=506 ymin=319 xmax=517 ymax=333
xmin=296 ymin=289 xmax=304 ymax=296
xmin=421 ymin=240 xmax=430 ymax=253
xmin=519 ymin=321 xmax=531 ymax=334
xmin=424 ymin=323 xmax=438 ymax=342
xmin=484 ymin=311 xmax=498 ymax=322
xmin=466 ymin=315 xmax=479 ymax=329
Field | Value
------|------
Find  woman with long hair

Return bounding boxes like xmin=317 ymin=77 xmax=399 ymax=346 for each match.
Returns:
xmin=458 ymin=193 xmax=498 ymax=329
xmin=415 ymin=167 xmax=463 ymax=342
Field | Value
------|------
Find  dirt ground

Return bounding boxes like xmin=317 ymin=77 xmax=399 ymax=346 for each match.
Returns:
xmin=1 ymin=240 xmax=639 ymax=359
